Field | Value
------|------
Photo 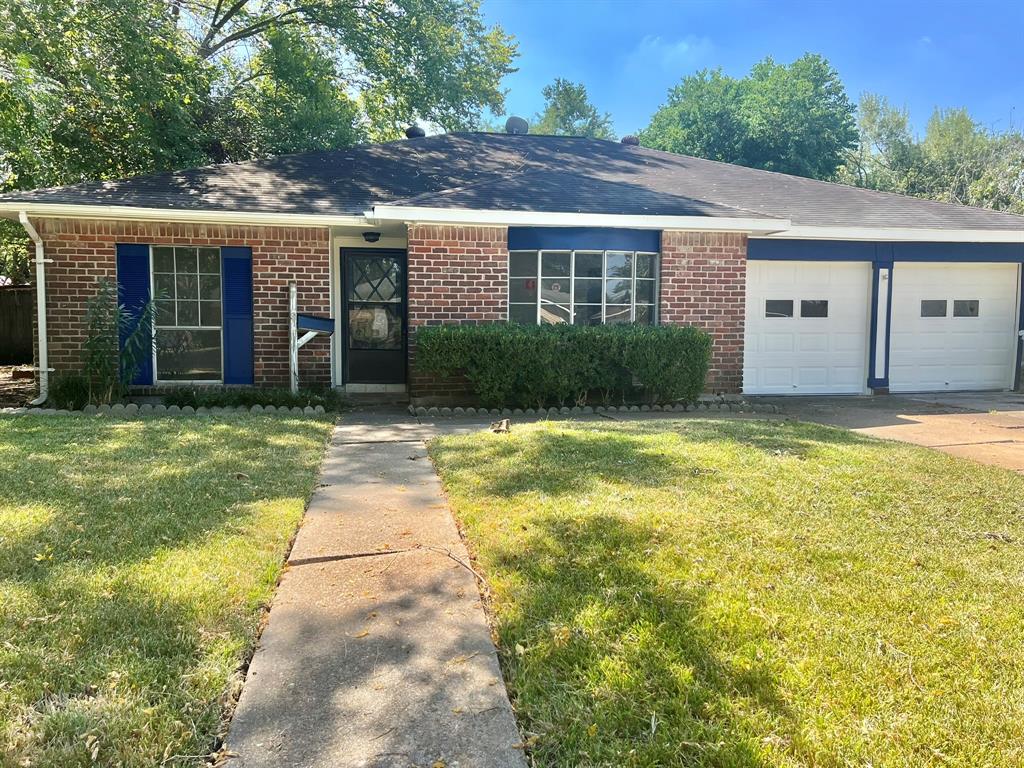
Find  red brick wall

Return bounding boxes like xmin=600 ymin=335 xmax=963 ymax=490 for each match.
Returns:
xmin=406 ymin=224 xmax=508 ymax=402
xmin=660 ymin=231 xmax=747 ymax=393
xmin=29 ymin=218 xmax=331 ymax=389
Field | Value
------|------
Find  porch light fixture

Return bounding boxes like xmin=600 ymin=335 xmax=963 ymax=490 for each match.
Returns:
xmin=362 ymin=231 xmax=381 ymax=243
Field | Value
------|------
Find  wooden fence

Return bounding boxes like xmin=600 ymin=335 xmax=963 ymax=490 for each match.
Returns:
xmin=0 ymin=286 xmax=34 ymax=364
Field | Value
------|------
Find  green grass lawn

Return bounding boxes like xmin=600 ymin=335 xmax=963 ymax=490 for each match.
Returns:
xmin=429 ymin=419 xmax=1024 ymax=767
xmin=0 ymin=415 xmax=334 ymax=768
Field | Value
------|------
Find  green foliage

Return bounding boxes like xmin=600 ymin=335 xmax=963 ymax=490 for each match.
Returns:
xmin=414 ymin=323 xmax=711 ymax=408
xmin=162 ymin=386 xmax=348 ymax=411
xmin=47 ymin=372 xmax=90 ymax=410
xmin=640 ymin=54 xmax=857 ymax=179
xmin=82 ymin=279 xmax=155 ymax=404
xmin=837 ymin=94 xmax=1024 ymax=214
xmin=0 ymin=220 xmax=29 ymax=284
xmin=531 ymin=78 xmax=615 ymax=139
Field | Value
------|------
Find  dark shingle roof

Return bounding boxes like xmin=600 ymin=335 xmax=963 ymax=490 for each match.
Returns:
xmin=2 ymin=133 xmax=1022 ymax=230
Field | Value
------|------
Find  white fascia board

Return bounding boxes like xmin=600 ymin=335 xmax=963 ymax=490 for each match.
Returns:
xmin=368 ymin=205 xmax=791 ymax=235
xmin=757 ymin=225 xmax=1024 ymax=243
xmin=0 ymin=202 xmax=368 ymax=228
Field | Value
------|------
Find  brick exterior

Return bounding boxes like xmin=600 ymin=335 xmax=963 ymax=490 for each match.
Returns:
xmin=406 ymin=224 xmax=509 ymax=402
xmin=29 ymin=218 xmax=331 ymax=389
xmin=660 ymin=231 xmax=747 ymax=393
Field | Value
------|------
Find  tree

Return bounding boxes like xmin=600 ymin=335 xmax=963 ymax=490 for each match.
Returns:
xmin=640 ymin=54 xmax=858 ymax=179
xmin=532 ymin=78 xmax=614 ymax=139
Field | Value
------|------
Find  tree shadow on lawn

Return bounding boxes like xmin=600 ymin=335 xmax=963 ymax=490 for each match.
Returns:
xmin=485 ymin=510 xmax=798 ymax=766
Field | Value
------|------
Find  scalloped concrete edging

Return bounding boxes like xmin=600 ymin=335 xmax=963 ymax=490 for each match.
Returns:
xmin=0 ymin=403 xmax=330 ymax=418
xmin=407 ymin=398 xmax=781 ymax=420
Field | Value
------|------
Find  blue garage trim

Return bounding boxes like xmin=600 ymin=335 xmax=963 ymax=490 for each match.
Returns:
xmin=221 ymin=247 xmax=254 ymax=385
xmin=115 ymin=243 xmax=153 ymax=386
xmin=508 ymin=227 xmax=660 ymax=252
xmin=749 ymin=238 xmax=1024 ymax=263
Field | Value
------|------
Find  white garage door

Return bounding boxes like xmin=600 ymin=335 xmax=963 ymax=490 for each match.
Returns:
xmin=744 ymin=261 xmax=871 ymax=395
xmin=889 ymin=262 xmax=1019 ymax=392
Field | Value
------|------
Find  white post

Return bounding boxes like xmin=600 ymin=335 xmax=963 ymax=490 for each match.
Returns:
xmin=289 ymin=281 xmax=299 ymax=394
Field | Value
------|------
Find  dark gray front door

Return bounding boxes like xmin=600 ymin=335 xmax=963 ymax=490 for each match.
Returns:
xmin=341 ymin=249 xmax=406 ymax=384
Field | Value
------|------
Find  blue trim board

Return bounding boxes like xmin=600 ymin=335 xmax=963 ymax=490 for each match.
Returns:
xmin=221 ymin=246 xmax=254 ymax=385
xmin=508 ymin=227 xmax=660 ymax=252
xmin=748 ymin=239 xmax=1024 ymax=263
xmin=297 ymin=313 xmax=335 ymax=334
xmin=115 ymin=243 xmax=153 ymax=386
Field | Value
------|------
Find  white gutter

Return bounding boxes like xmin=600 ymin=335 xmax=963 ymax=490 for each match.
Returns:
xmin=757 ymin=225 xmax=1024 ymax=244
xmin=0 ymin=202 xmax=368 ymax=228
xmin=17 ymin=212 xmax=51 ymax=405
xmin=367 ymin=205 xmax=792 ymax=236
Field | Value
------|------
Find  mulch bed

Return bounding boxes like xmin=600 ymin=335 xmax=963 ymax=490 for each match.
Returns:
xmin=0 ymin=366 xmax=37 ymax=408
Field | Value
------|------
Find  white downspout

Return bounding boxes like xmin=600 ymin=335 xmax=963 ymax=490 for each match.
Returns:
xmin=18 ymin=212 xmax=51 ymax=405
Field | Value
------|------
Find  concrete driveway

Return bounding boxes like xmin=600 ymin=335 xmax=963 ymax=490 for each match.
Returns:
xmin=768 ymin=391 xmax=1024 ymax=472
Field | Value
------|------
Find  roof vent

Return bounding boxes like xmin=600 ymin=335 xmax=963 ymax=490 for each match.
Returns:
xmin=505 ymin=116 xmax=529 ymax=135
xmin=621 ymin=135 xmax=640 ymax=146
xmin=405 ymin=125 xmax=426 ymax=139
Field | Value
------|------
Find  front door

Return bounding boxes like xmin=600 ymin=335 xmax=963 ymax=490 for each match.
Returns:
xmin=341 ymin=249 xmax=406 ymax=384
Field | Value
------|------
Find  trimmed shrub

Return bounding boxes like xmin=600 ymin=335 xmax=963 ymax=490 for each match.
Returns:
xmin=48 ymin=373 xmax=91 ymax=410
xmin=414 ymin=323 xmax=712 ymax=408
xmin=161 ymin=386 xmax=348 ymax=411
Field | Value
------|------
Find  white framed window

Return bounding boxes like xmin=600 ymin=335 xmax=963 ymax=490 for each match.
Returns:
xmin=508 ymin=249 xmax=659 ymax=325
xmin=151 ymin=246 xmax=223 ymax=383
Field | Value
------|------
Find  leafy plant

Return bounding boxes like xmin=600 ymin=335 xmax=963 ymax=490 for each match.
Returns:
xmin=414 ymin=323 xmax=711 ymax=408
xmin=162 ymin=386 xmax=347 ymax=412
xmin=47 ymin=372 xmax=90 ymax=410
xmin=82 ymin=279 xmax=155 ymax=404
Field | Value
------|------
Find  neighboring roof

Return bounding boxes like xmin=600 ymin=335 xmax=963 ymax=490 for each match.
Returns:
xmin=1 ymin=133 xmax=1022 ymax=232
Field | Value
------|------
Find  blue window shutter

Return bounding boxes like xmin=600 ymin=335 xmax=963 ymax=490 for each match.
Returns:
xmin=115 ymin=243 xmax=153 ymax=386
xmin=221 ymin=247 xmax=254 ymax=385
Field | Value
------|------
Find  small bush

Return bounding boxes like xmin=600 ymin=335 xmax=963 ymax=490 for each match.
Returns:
xmin=161 ymin=386 xmax=348 ymax=412
xmin=414 ymin=323 xmax=712 ymax=408
xmin=48 ymin=373 xmax=91 ymax=410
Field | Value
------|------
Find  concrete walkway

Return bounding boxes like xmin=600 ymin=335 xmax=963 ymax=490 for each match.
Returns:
xmin=225 ymin=416 xmax=527 ymax=768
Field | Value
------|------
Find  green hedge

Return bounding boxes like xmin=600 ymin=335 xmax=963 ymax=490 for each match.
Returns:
xmin=414 ymin=323 xmax=712 ymax=408
xmin=162 ymin=386 xmax=348 ymax=411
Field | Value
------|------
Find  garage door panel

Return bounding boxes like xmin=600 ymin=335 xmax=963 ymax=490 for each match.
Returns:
xmin=744 ymin=261 xmax=870 ymax=395
xmin=889 ymin=263 xmax=1018 ymax=393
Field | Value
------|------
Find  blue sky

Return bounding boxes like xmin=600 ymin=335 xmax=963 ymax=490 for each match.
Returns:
xmin=479 ymin=0 xmax=1024 ymax=137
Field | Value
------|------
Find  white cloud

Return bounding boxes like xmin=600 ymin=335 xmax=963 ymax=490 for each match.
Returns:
xmin=624 ymin=34 xmax=715 ymax=73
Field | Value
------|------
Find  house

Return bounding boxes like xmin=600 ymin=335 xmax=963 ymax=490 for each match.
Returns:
xmin=1 ymin=126 xmax=1023 ymax=404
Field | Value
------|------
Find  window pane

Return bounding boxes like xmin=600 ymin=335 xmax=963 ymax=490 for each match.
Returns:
xmin=574 ymin=252 xmax=603 ymax=277
xmin=605 ymin=279 xmax=632 ymax=304
xmin=155 ymin=329 xmax=221 ymax=381
xmin=156 ymin=300 xmax=176 ymax=327
xmin=175 ymin=247 xmax=198 ymax=274
xmin=573 ymin=278 xmax=602 ymax=304
xmin=635 ymin=279 xmax=655 ymax=304
xmin=921 ymin=299 xmax=947 ymax=317
xmin=201 ymin=300 xmax=221 ymax=326
xmin=199 ymin=274 xmax=221 ymax=300
xmin=541 ymin=278 xmax=570 ymax=307
xmin=198 ymin=248 xmax=220 ymax=273
xmin=800 ymin=300 xmax=828 ymax=318
xmin=954 ymin=300 xmax=979 ymax=317
xmin=153 ymin=273 xmax=175 ymax=301
xmin=634 ymin=305 xmax=655 ymax=325
xmin=636 ymin=253 xmax=657 ymax=279
xmin=153 ymin=247 xmax=175 ymax=273
xmin=540 ymin=304 xmax=570 ymax=324
xmin=176 ymin=300 xmax=199 ymax=326
xmin=509 ymin=303 xmax=536 ymax=324
xmin=509 ymin=251 xmax=538 ymax=277
xmin=176 ymin=273 xmax=198 ymax=300
xmin=541 ymin=251 xmax=570 ymax=277
xmin=605 ymin=305 xmax=631 ymax=324
xmin=573 ymin=304 xmax=602 ymax=326
xmin=509 ymin=276 xmax=537 ymax=303
xmin=766 ymin=300 xmax=794 ymax=318
xmin=606 ymin=252 xmax=632 ymax=278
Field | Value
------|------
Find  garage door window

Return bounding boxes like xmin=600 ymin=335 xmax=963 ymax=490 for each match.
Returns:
xmin=800 ymin=300 xmax=829 ymax=318
xmin=954 ymin=300 xmax=980 ymax=317
xmin=765 ymin=299 xmax=794 ymax=318
xmin=920 ymin=300 xmax=947 ymax=317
